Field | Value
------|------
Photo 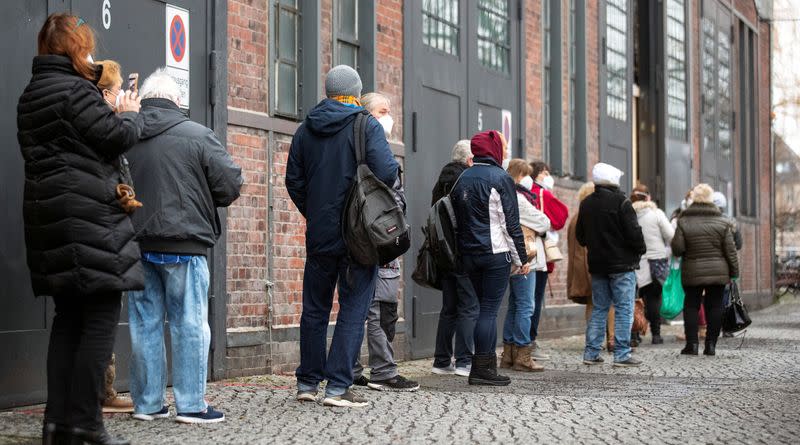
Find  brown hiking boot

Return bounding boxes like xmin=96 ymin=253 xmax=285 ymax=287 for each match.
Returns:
xmin=102 ymin=395 xmax=135 ymax=413
xmin=499 ymin=343 xmax=514 ymax=369
xmin=512 ymin=344 xmax=545 ymax=372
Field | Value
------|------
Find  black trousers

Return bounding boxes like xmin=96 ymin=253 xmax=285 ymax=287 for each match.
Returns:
xmin=683 ymin=285 xmax=724 ymax=345
xmin=45 ymin=292 xmax=121 ymax=430
xmin=639 ymin=282 xmax=663 ymax=336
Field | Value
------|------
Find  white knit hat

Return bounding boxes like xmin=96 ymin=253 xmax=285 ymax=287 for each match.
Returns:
xmin=591 ymin=162 xmax=624 ymax=186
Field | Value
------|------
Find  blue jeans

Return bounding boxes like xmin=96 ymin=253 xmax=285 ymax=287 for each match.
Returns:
xmin=503 ymin=271 xmax=536 ymax=346
xmin=462 ymin=253 xmax=511 ymax=355
xmin=584 ymin=271 xmax=636 ymax=363
xmin=529 ymin=270 xmax=548 ymax=341
xmin=128 ymin=256 xmax=211 ymax=414
xmin=433 ymin=272 xmax=478 ymax=368
xmin=296 ymin=255 xmax=377 ymax=397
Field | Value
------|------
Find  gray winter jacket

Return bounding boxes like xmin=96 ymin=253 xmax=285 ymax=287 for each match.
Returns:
xmin=127 ymin=99 xmax=243 ymax=255
xmin=633 ymin=201 xmax=674 ymax=260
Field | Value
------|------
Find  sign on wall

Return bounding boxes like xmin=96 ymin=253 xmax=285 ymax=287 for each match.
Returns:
xmin=165 ymin=4 xmax=190 ymax=108
xmin=501 ymin=109 xmax=512 ymax=152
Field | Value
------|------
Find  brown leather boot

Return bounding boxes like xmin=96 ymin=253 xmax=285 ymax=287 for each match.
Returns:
xmin=499 ymin=343 xmax=514 ymax=369
xmin=512 ymin=344 xmax=544 ymax=372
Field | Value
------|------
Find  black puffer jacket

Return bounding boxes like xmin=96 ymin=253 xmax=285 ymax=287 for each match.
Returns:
xmin=16 ymin=55 xmax=144 ymax=297
xmin=127 ymin=99 xmax=243 ymax=254
xmin=671 ymin=202 xmax=739 ymax=286
xmin=576 ymin=184 xmax=646 ymax=274
xmin=431 ymin=161 xmax=468 ymax=205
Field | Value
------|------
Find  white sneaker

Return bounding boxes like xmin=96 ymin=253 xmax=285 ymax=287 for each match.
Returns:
xmin=430 ymin=364 xmax=456 ymax=375
xmin=454 ymin=365 xmax=471 ymax=377
xmin=321 ymin=389 xmax=369 ymax=408
xmin=532 ymin=342 xmax=551 ymax=361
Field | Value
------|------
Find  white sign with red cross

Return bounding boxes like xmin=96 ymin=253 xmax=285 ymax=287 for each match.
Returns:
xmin=165 ymin=4 xmax=190 ymax=108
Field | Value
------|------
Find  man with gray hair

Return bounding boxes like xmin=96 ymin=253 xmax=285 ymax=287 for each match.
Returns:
xmin=430 ymin=140 xmax=478 ymax=376
xmin=125 ymin=68 xmax=243 ymax=423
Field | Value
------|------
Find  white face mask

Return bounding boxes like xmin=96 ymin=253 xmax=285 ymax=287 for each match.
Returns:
xmin=681 ymin=198 xmax=693 ymax=210
xmin=542 ymin=175 xmax=555 ymax=190
xmin=86 ymin=54 xmax=94 ymax=64
xmin=502 ymin=158 xmax=510 ymax=170
xmin=520 ymin=175 xmax=534 ymax=190
xmin=377 ymin=115 xmax=394 ymax=137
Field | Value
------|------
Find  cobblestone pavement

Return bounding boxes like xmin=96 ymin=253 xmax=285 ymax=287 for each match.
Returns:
xmin=3 ymin=298 xmax=800 ymax=444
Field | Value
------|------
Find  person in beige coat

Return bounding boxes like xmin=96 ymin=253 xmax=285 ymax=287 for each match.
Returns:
xmin=567 ymin=182 xmax=615 ymax=351
xmin=500 ymin=160 xmax=551 ymax=372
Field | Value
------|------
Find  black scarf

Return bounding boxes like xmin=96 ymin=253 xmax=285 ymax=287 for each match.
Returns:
xmin=516 ymin=183 xmax=538 ymax=206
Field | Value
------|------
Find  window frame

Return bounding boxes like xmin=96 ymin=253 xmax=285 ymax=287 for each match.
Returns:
xmin=665 ymin=0 xmax=689 ymax=142
xmin=333 ymin=0 xmax=360 ymax=71
xmin=737 ymin=19 xmax=759 ymax=218
xmin=271 ymin=0 xmax=302 ymax=120
xmin=422 ymin=0 xmax=461 ymax=57
xmin=476 ymin=0 xmax=511 ymax=73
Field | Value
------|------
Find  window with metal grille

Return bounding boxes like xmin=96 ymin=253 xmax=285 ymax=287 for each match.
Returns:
xmin=335 ymin=0 xmax=359 ymax=70
xmin=666 ymin=0 xmax=688 ymax=141
xmin=423 ymin=0 xmax=459 ymax=56
xmin=605 ymin=0 xmax=627 ymax=121
xmin=274 ymin=0 xmax=299 ymax=118
xmin=477 ymin=0 xmax=510 ymax=73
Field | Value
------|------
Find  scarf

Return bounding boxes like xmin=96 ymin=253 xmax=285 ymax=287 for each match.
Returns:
xmin=330 ymin=95 xmax=362 ymax=107
xmin=516 ymin=183 xmax=538 ymax=206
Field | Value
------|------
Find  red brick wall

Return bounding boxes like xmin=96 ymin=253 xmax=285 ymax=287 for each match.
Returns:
xmin=524 ymin=0 xmax=543 ymax=161
xmin=227 ymin=0 xmax=268 ymax=112
xmin=376 ymin=0 xmax=404 ymax=142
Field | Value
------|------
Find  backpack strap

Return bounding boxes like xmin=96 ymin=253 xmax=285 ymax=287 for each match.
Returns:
xmin=352 ymin=110 xmax=370 ymax=165
xmin=447 ymin=169 xmax=469 ymax=198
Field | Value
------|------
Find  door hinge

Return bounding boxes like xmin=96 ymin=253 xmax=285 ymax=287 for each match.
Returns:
xmin=209 ymin=50 xmax=220 ymax=106
xmin=732 ymin=111 xmax=736 ymax=130
xmin=411 ymin=111 xmax=418 ymax=153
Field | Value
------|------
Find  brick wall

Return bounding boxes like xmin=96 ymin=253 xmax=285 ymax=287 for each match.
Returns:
xmin=227 ymin=0 xmax=268 ymax=112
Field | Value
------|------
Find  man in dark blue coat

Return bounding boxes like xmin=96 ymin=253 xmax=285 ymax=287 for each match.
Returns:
xmin=286 ymin=65 xmax=399 ymax=407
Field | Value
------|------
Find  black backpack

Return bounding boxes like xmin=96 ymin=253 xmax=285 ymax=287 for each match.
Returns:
xmin=426 ymin=170 xmax=466 ymax=272
xmin=342 ymin=111 xmax=410 ymax=266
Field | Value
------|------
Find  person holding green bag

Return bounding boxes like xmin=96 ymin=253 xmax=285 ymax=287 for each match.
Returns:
xmin=671 ymin=184 xmax=739 ymax=356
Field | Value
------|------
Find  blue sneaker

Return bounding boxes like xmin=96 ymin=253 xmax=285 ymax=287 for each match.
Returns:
xmin=175 ymin=406 xmax=225 ymax=424
xmin=132 ymin=405 xmax=170 ymax=421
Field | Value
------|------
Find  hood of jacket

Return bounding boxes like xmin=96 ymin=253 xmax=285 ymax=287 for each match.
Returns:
xmin=139 ymin=98 xmax=189 ymax=140
xmin=304 ymin=98 xmax=364 ymax=136
xmin=632 ymin=200 xmax=658 ymax=214
xmin=470 ymin=130 xmax=504 ymax=165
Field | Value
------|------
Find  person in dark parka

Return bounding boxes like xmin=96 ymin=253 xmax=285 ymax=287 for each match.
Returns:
xmin=16 ymin=13 xmax=142 ymax=445
xmin=286 ymin=65 xmax=399 ymax=408
xmin=125 ymin=69 xmax=242 ymax=424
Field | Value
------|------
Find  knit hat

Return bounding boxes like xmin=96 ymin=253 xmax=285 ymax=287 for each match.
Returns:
xmin=591 ymin=162 xmax=624 ymax=186
xmin=325 ymin=65 xmax=362 ymax=98
xmin=711 ymin=191 xmax=727 ymax=209
xmin=470 ymin=130 xmax=505 ymax=166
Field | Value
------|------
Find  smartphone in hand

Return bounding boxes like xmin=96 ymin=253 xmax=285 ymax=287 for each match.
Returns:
xmin=127 ymin=73 xmax=139 ymax=94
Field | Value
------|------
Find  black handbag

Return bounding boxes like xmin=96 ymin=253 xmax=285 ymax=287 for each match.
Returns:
xmin=722 ymin=280 xmax=752 ymax=333
xmin=412 ymin=228 xmax=442 ymax=290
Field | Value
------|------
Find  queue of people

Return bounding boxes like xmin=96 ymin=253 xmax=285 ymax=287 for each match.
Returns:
xmin=18 ymin=12 xmax=744 ymax=444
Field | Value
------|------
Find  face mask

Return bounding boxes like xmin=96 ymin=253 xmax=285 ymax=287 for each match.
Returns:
xmin=86 ymin=54 xmax=94 ymax=64
xmin=377 ymin=115 xmax=394 ymax=137
xmin=680 ymin=198 xmax=693 ymax=210
xmin=520 ymin=175 xmax=534 ymax=190
xmin=105 ymin=90 xmax=122 ymax=110
xmin=502 ymin=158 xmax=510 ymax=170
xmin=542 ymin=175 xmax=555 ymax=190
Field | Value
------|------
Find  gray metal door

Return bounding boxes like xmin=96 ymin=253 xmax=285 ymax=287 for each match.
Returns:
xmin=599 ymin=0 xmax=634 ymax=192
xmin=700 ymin=0 xmax=734 ymax=206
xmin=404 ymin=0 xmax=522 ymax=359
xmin=0 ymin=0 xmax=219 ymax=408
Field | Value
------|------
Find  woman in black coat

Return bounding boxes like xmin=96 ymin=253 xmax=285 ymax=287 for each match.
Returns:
xmin=17 ymin=14 xmax=142 ymax=445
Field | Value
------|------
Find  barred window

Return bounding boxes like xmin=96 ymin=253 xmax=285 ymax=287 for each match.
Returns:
xmin=666 ymin=0 xmax=688 ymax=140
xmin=605 ymin=0 xmax=627 ymax=121
xmin=335 ymin=0 xmax=359 ymax=70
xmin=477 ymin=0 xmax=510 ymax=73
xmin=423 ymin=0 xmax=459 ymax=56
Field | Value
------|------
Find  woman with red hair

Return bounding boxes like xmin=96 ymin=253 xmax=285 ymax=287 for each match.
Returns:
xmin=17 ymin=13 xmax=141 ymax=445
xmin=451 ymin=130 xmax=528 ymax=386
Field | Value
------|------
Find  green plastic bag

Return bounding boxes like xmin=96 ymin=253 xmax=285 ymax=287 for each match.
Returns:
xmin=660 ymin=257 xmax=684 ymax=320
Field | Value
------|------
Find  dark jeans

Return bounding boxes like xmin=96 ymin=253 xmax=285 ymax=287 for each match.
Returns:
xmin=296 ymin=255 xmax=377 ymax=397
xmin=529 ymin=270 xmax=548 ymax=341
xmin=639 ymin=282 xmax=663 ymax=336
xmin=433 ymin=272 xmax=478 ymax=368
xmin=462 ymin=253 xmax=511 ymax=355
xmin=45 ymin=292 xmax=121 ymax=431
xmin=683 ymin=285 xmax=725 ymax=344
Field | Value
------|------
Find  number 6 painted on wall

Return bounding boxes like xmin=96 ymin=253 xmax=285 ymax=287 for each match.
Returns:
xmin=102 ymin=0 xmax=111 ymax=30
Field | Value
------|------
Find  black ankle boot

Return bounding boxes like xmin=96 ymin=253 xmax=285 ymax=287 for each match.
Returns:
xmin=42 ymin=422 xmax=70 ymax=445
xmin=468 ymin=353 xmax=511 ymax=386
xmin=70 ymin=427 xmax=130 ymax=445
xmin=704 ymin=339 xmax=716 ymax=356
xmin=680 ymin=343 xmax=699 ymax=355
xmin=651 ymin=334 xmax=664 ymax=345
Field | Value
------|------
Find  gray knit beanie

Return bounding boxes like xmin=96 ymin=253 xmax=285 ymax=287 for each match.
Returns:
xmin=325 ymin=65 xmax=362 ymax=98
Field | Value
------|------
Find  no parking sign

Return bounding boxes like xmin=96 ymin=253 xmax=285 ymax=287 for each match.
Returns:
xmin=165 ymin=4 xmax=190 ymax=108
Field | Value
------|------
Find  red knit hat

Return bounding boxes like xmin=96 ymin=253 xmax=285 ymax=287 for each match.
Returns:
xmin=470 ymin=130 xmax=504 ymax=165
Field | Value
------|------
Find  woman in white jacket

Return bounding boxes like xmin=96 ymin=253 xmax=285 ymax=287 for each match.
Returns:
xmin=631 ymin=184 xmax=674 ymax=344
xmin=500 ymin=160 xmax=551 ymax=372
